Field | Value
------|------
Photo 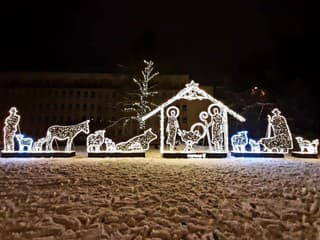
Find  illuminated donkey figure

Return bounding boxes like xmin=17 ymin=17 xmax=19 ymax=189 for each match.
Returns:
xmin=45 ymin=120 xmax=90 ymax=151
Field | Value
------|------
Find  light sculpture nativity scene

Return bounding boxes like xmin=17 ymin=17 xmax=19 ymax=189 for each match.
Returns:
xmin=231 ymin=108 xmax=294 ymax=158
xmin=142 ymin=80 xmax=246 ymax=158
xmin=1 ymin=107 xmax=90 ymax=157
xmin=87 ymin=128 xmax=157 ymax=157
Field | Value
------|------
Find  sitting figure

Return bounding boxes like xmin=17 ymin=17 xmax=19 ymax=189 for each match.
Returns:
xmin=87 ymin=130 xmax=105 ymax=152
xmin=296 ymin=137 xmax=319 ymax=154
xmin=249 ymin=139 xmax=260 ymax=152
xmin=231 ymin=131 xmax=248 ymax=152
xmin=15 ymin=134 xmax=33 ymax=151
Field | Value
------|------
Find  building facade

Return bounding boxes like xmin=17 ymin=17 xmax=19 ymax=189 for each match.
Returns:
xmin=0 ymin=72 xmax=213 ymax=145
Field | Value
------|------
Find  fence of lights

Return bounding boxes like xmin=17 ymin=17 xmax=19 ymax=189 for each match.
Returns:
xmin=87 ymin=128 xmax=157 ymax=156
xmin=1 ymin=106 xmax=90 ymax=157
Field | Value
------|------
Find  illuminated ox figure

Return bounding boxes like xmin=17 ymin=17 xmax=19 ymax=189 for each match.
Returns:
xmin=45 ymin=120 xmax=90 ymax=151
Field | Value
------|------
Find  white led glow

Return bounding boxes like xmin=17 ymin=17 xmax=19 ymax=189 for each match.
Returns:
xmin=178 ymin=122 xmax=206 ymax=152
xmin=258 ymin=108 xmax=293 ymax=153
xmin=249 ymin=139 xmax=261 ymax=152
xmin=105 ymin=138 xmax=116 ymax=152
xmin=86 ymin=128 xmax=157 ymax=153
xmin=45 ymin=120 xmax=90 ymax=152
xmin=32 ymin=137 xmax=47 ymax=152
xmin=87 ymin=130 xmax=106 ymax=152
xmin=165 ymin=106 xmax=180 ymax=151
xmin=295 ymin=137 xmax=319 ymax=154
xmin=3 ymin=107 xmax=21 ymax=152
xmin=115 ymin=128 xmax=157 ymax=152
xmin=231 ymin=131 xmax=248 ymax=152
xmin=141 ymin=81 xmax=246 ymax=154
xmin=15 ymin=134 xmax=33 ymax=152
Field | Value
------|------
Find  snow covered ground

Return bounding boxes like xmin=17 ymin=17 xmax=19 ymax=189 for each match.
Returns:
xmin=0 ymin=151 xmax=319 ymax=240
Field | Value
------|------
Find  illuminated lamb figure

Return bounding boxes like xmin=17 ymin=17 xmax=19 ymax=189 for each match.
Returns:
xmin=295 ymin=137 xmax=319 ymax=154
xmin=15 ymin=134 xmax=33 ymax=151
xmin=87 ymin=130 xmax=105 ymax=152
xmin=231 ymin=131 xmax=248 ymax=152
xmin=258 ymin=108 xmax=293 ymax=153
xmin=32 ymin=137 xmax=47 ymax=151
xmin=249 ymin=139 xmax=261 ymax=152
xmin=46 ymin=120 xmax=90 ymax=151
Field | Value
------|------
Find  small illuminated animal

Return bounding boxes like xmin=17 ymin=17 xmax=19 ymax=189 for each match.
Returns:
xmin=249 ymin=139 xmax=260 ymax=152
xmin=87 ymin=130 xmax=105 ymax=152
xmin=116 ymin=128 xmax=157 ymax=152
xmin=231 ymin=131 xmax=248 ymax=152
xmin=105 ymin=138 xmax=116 ymax=152
xmin=295 ymin=137 xmax=319 ymax=154
xmin=46 ymin=120 xmax=90 ymax=151
xmin=32 ymin=137 xmax=47 ymax=151
xmin=15 ymin=134 xmax=33 ymax=151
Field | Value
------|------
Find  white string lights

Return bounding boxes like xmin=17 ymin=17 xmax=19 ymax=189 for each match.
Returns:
xmin=86 ymin=128 xmax=157 ymax=154
xmin=295 ymin=137 xmax=318 ymax=154
xmin=3 ymin=107 xmax=21 ymax=152
xmin=258 ymin=108 xmax=293 ymax=153
xmin=142 ymin=81 xmax=246 ymax=157
xmin=46 ymin=120 xmax=90 ymax=152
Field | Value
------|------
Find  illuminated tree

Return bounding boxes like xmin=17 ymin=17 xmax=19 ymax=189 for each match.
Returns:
xmin=107 ymin=60 xmax=159 ymax=131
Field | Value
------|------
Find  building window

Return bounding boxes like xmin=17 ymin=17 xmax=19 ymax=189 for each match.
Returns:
xmin=76 ymin=91 xmax=81 ymax=98
xmin=91 ymin=92 xmax=95 ymax=98
xmin=84 ymin=91 xmax=88 ymax=98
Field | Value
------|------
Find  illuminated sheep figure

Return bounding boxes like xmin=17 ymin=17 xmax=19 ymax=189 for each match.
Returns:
xmin=15 ymin=134 xmax=33 ymax=151
xmin=87 ymin=130 xmax=105 ymax=152
xmin=249 ymin=139 xmax=261 ymax=152
xmin=295 ymin=137 xmax=319 ymax=154
xmin=32 ymin=137 xmax=47 ymax=151
xmin=231 ymin=131 xmax=248 ymax=152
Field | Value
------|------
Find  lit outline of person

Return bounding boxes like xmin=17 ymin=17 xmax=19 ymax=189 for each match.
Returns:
xmin=3 ymin=107 xmax=21 ymax=152
xmin=166 ymin=106 xmax=180 ymax=151
xmin=208 ymin=105 xmax=223 ymax=151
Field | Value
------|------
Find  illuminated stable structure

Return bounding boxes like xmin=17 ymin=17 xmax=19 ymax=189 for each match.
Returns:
xmin=142 ymin=81 xmax=246 ymax=158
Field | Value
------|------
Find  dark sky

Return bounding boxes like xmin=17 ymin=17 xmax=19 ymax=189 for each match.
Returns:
xmin=0 ymin=1 xmax=318 ymax=88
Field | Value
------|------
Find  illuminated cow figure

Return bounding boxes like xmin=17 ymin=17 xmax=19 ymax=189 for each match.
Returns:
xmin=231 ymin=131 xmax=248 ymax=152
xmin=15 ymin=134 xmax=33 ymax=151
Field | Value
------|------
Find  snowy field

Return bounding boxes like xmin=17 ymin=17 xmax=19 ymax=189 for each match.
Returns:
xmin=0 ymin=151 xmax=319 ymax=240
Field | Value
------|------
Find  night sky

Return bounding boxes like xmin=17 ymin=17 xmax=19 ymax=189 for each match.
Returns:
xmin=0 ymin=1 xmax=319 ymax=131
